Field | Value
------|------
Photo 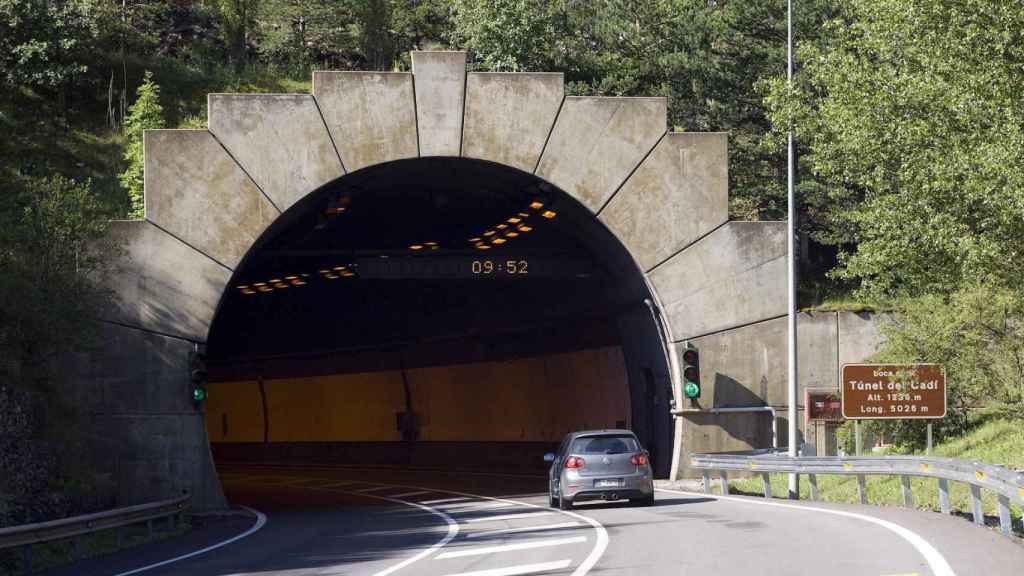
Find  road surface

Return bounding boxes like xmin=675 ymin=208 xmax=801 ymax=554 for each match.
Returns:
xmin=49 ymin=463 xmax=1023 ymax=576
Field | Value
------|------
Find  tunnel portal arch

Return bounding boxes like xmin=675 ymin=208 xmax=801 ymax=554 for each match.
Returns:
xmin=95 ymin=52 xmax=787 ymax=509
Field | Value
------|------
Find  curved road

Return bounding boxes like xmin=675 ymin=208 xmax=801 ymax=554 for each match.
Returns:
xmin=51 ymin=463 xmax=1022 ymax=576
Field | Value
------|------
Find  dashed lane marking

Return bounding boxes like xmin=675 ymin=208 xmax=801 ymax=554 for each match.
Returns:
xmin=435 ymin=536 xmax=588 ymax=559
xmin=466 ymin=521 xmax=582 ymax=539
xmin=439 ymin=501 xmax=516 ymax=512
xmin=437 ymin=559 xmax=573 ymax=576
xmin=463 ymin=511 xmax=555 ymax=524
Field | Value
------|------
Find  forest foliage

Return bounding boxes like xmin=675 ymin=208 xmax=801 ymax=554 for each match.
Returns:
xmin=0 ymin=0 xmax=1021 ymax=508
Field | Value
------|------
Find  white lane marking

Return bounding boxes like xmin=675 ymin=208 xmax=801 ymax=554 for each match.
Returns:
xmin=356 ymin=486 xmax=394 ymax=493
xmin=109 ymin=505 xmax=267 ymax=576
xmin=657 ymin=488 xmax=956 ymax=576
xmin=463 ymin=511 xmax=555 ymax=524
xmin=392 ymin=490 xmax=434 ymax=498
xmin=441 ymin=501 xmax=516 ymax=512
xmin=435 ymin=536 xmax=588 ymax=559
xmin=421 ymin=497 xmax=473 ymax=505
xmin=466 ymin=521 xmax=582 ymax=539
xmin=437 ymin=559 xmax=572 ymax=576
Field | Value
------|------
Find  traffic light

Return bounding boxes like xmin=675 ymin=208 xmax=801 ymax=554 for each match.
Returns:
xmin=682 ymin=344 xmax=700 ymax=399
xmin=189 ymin=349 xmax=208 ymax=404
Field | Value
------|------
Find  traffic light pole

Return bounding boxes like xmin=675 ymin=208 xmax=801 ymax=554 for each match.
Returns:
xmin=786 ymin=0 xmax=800 ymax=499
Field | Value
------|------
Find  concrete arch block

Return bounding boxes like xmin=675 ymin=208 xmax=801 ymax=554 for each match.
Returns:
xmin=600 ymin=132 xmax=729 ymax=271
xmin=101 ymin=221 xmax=231 ymax=342
xmin=143 ymin=129 xmax=279 ymax=269
xmin=649 ymin=221 xmax=787 ymax=340
xmin=411 ymin=51 xmax=467 ymax=157
xmin=462 ymin=72 xmax=563 ymax=172
xmin=208 ymin=94 xmax=344 ymax=212
xmin=314 ymin=72 xmax=418 ymax=172
xmin=537 ymin=97 xmax=667 ymax=212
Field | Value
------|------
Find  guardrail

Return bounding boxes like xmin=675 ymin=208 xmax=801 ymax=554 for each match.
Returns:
xmin=690 ymin=452 xmax=1024 ymax=537
xmin=0 ymin=493 xmax=191 ymax=574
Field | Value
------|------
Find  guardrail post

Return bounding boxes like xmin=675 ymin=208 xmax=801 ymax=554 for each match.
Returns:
xmin=969 ymin=484 xmax=984 ymax=524
xmin=702 ymin=471 xmax=711 ymax=495
xmin=856 ymin=474 xmax=867 ymax=505
xmin=997 ymin=494 xmax=1011 ymax=535
xmin=720 ymin=471 xmax=729 ymax=495
xmin=937 ymin=478 xmax=951 ymax=514
xmin=23 ymin=544 xmax=32 ymax=573
xmin=900 ymin=475 xmax=913 ymax=508
xmin=761 ymin=473 xmax=772 ymax=499
xmin=808 ymin=474 xmax=818 ymax=501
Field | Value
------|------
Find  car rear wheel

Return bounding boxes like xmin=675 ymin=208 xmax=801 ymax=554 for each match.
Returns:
xmin=558 ymin=495 xmax=573 ymax=510
xmin=549 ymin=493 xmax=558 ymax=508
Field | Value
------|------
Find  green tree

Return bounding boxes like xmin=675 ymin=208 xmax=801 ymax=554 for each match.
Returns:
xmin=120 ymin=71 xmax=164 ymax=219
xmin=765 ymin=0 xmax=1024 ymax=297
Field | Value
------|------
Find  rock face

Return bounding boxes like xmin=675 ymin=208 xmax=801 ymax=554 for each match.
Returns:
xmin=89 ymin=51 xmax=801 ymax=507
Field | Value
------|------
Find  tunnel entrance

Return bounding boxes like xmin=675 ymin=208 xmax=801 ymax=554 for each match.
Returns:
xmin=204 ymin=157 xmax=674 ymax=478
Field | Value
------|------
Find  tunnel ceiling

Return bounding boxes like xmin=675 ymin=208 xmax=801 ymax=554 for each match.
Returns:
xmin=207 ymin=157 xmax=652 ymax=365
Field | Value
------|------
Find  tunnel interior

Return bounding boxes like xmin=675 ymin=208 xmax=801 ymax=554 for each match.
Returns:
xmin=205 ymin=157 xmax=674 ymax=478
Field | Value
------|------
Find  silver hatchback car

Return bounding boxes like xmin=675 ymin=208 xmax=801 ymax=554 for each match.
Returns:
xmin=544 ymin=429 xmax=654 ymax=509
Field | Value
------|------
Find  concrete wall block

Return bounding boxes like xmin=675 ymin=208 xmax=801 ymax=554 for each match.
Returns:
xmin=536 ymin=97 xmax=666 ymax=212
xmin=143 ymin=129 xmax=279 ymax=269
xmin=650 ymin=221 xmax=787 ymax=339
xmin=600 ymin=132 xmax=729 ymax=271
xmin=208 ymin=94 xmax=344 ymax=212
xmin=313 ymin=72 xmax=418 ymax=172
xmin=839 ymin=311 xmax=891 ymax=368
xmin=462 ymin=72 xmax=563 ymax=172
xmin=101 ymin=221 xmax=230 ymax=342
xmin=411 ymin=51 xmax=467 ymax=156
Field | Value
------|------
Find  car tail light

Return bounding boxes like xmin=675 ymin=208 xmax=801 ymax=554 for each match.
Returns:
xmin=565 ymin=456 xmax=586 ymax=469
xmin=630 ymin=453 xmax=648 ymax=465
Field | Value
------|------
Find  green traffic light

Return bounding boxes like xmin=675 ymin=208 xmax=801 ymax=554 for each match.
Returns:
xmin=684 ymin=381 xmax=700 ymax=399
xmin=192 ymin=387 xmax=207 ymax=402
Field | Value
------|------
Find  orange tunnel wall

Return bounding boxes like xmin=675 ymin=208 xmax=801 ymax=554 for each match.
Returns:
xmin=205 ymin=346 xmax=630 ymax=443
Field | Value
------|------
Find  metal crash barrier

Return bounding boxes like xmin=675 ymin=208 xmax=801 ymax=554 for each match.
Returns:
xmin=690 ymin=452 xmax=1024 ymax=537
xmin=0 ymin=493 xmax=191 ymax=573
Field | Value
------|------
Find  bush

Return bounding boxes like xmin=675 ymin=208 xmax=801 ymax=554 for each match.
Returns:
xmin=867 ymin=286 xmax=1024 ymax=449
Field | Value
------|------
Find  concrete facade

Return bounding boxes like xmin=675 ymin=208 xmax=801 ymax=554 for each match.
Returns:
xmin=90 ymin=51 xmax=814 ymax=506
xmin=313 ymin=72 xmax=419 ymax=172
xmin=208 ymin=94 xmax=344 ymax=211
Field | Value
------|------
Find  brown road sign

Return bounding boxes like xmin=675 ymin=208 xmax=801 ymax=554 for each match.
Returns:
xmin=841 ymin=363 xmax=946 ymax=420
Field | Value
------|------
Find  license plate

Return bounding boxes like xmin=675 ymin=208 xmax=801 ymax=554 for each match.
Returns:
xmin=595 ymin=479 xmax=624 ymax=488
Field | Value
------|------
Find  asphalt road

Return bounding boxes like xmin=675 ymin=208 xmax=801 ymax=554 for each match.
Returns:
xmin=48 ymin=463 xmax=1023 ymax=576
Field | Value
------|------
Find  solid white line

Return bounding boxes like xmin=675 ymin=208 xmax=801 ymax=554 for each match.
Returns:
xmin=356 ymin=485 xmax=393 ymax=493
xmin=421 ymin=497 xmax=473 ymax=505
xmin=435 ymin=536 xmax=587 ymax=559
xmin=656 ymin=488 xmax=956 ymax=576
xmin=437 ymin=559 xmax=572 ymax=576
xmin=391 ymin=490 xmax=434 ymax=498
xmin=466 ymin=521 xmax=582 ymax=539
xmin=109 ymin=505 xmax=267 ymax=576
xmin=361 ymin=497 xmax=459 ymax=576
xmin=463 ymin=511 xmax=554 ymax=523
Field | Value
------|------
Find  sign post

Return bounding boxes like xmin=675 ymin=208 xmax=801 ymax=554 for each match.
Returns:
xmin=841 ymin=363 xmax=946 ymax=454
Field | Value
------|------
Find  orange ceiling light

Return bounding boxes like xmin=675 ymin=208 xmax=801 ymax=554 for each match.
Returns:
xmin=341 ymin=271 xmax=355 ymax=277
xmin=529 ymin=200 xmax=544 ymax=209
xmin=409 ymin=244 xmax=424 ymax=250
xmin=518 ymin=212 xmax=530 ymax=218
xmin=492 ymin=237 xmax=507 ymax=245
xmin=518 ymin=225 xmax=533 ymax=232
xmin=241 ymin=288 xmax=256 ymax=295
xmin=476 ymin=244 xmax=491 ymax=250
xmin=542 ymin=210 xmax=557 ymax=219
xmin=469 ymin=237 xmax=482 ymax=242
xmin=506 ymin=231 xmax=519 ymax=238
xmin=507 ymin=217 xmax=522 ymax=224
xmin=483 ymin=230 xmax=496 ymax=236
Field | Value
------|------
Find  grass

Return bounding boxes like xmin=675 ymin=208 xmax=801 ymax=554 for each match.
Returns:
xmin=725 ymin=419 xmax=1024 ymax=531
xmin=0 ymin=516 xmax=192 ymax=575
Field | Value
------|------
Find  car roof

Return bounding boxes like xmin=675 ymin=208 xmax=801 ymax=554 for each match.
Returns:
xmin=566 ymin=429 xmax=637 ymax=438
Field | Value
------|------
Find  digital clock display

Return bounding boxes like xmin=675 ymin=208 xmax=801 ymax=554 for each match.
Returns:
xmin=355 ymin=256 xmax=591 ymax=279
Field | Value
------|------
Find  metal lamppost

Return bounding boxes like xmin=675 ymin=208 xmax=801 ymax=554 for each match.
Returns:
xmin=786 ymin=0 xmax=800 ymax=499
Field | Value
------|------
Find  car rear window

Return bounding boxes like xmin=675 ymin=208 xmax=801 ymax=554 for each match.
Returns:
xmin=571 ymin=435 xmax=639 ymax=454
